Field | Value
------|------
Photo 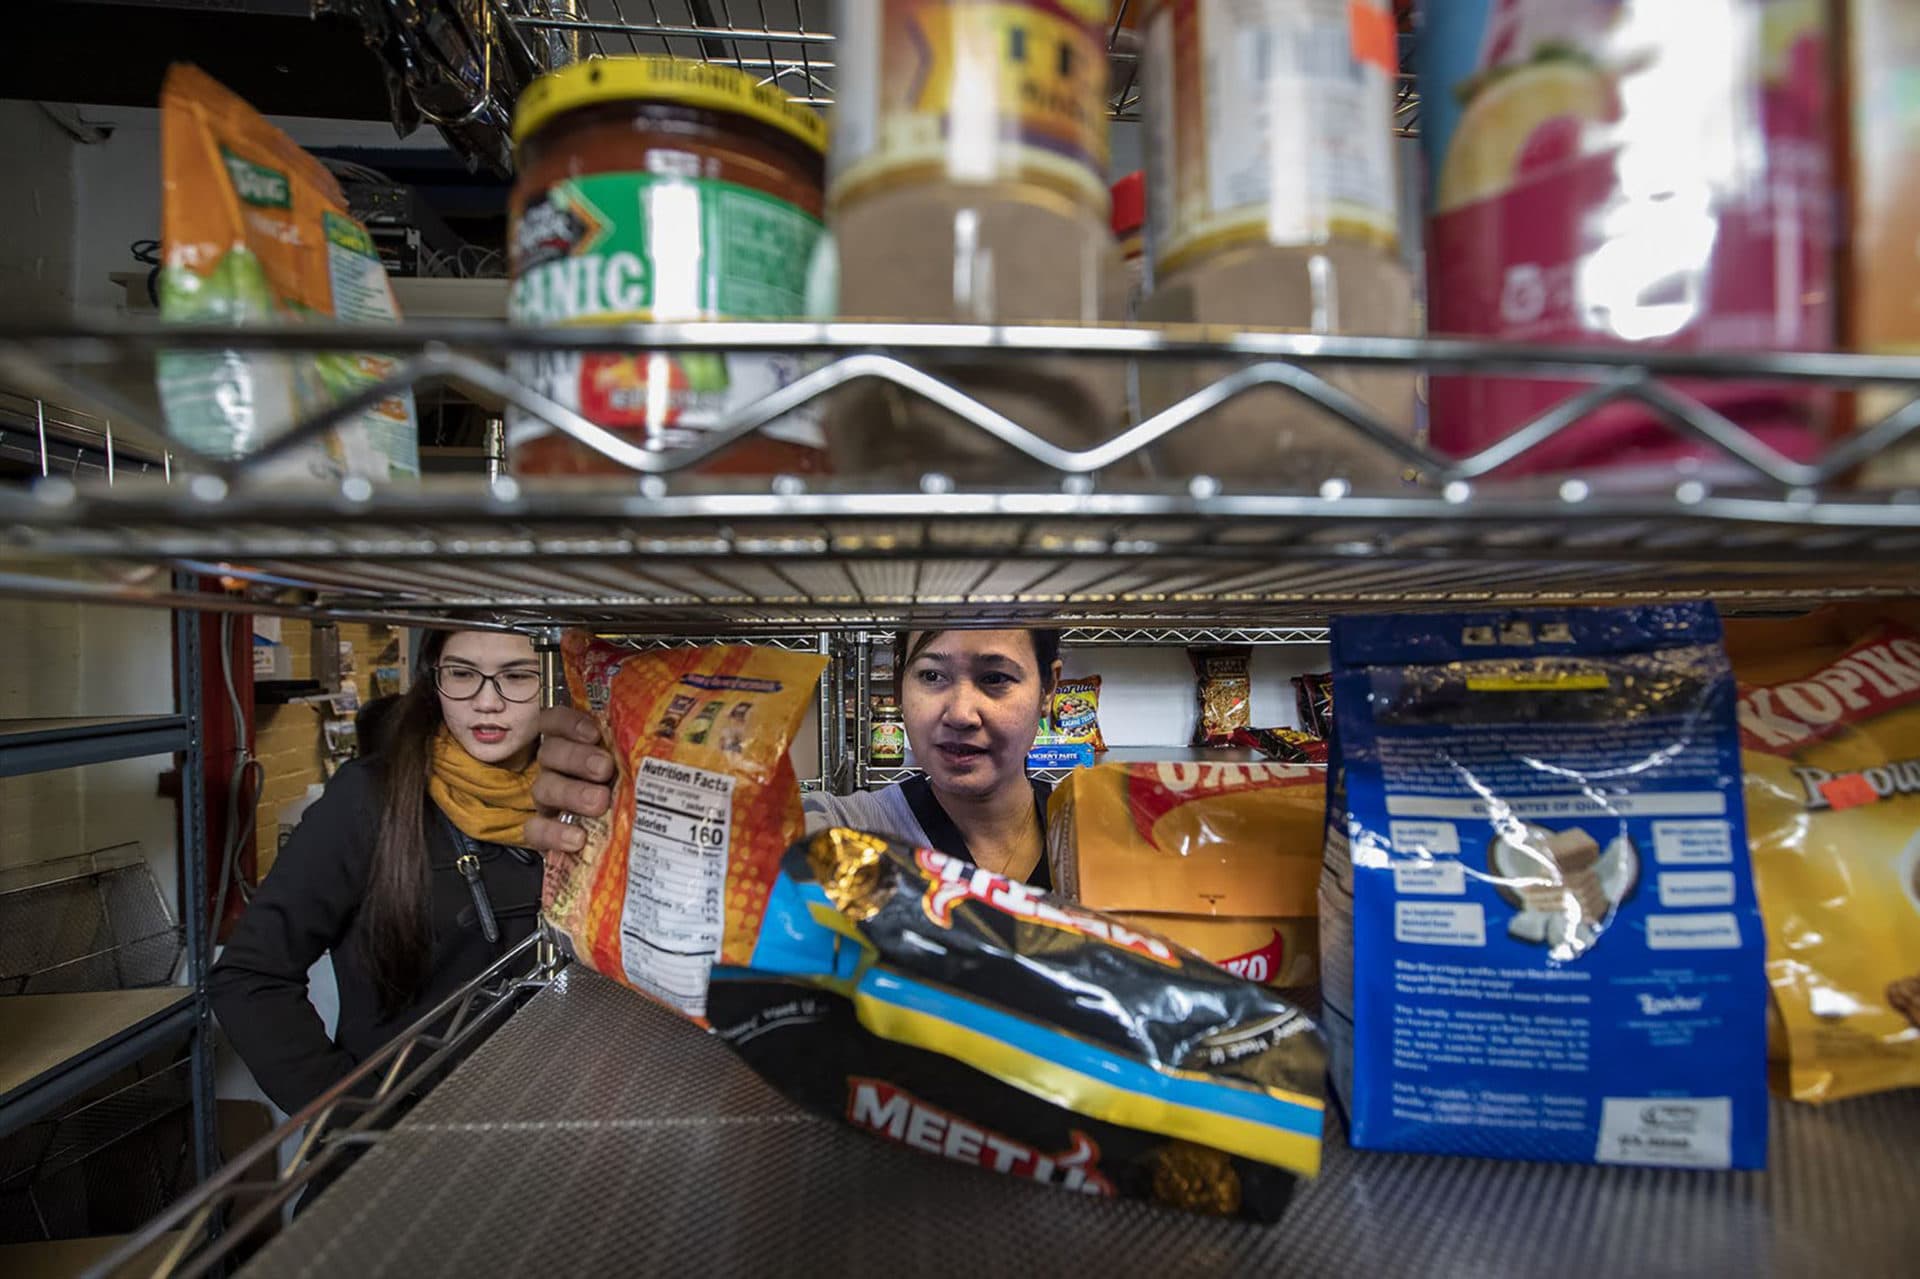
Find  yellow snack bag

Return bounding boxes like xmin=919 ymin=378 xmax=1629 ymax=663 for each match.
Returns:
xmin=1731 ymin=611 xmax=1920 ymax=1102
xmin=158 ymin=64 xmax=417 ymax=479
xmin=543 ymin=636 xmax=827 ymax=1025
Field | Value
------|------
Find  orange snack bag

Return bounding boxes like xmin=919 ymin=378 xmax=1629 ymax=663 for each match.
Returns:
xmin=544 ymin=636 xmax=826 ymax=1023
xmin=1047 ymin=760 xmax=1326 ymax=986
xmin=158 ymin=64 xmax=417 ymax=479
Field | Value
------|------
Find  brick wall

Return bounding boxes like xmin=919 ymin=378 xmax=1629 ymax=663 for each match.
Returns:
xmin=251 ymin=620 xmax=401 ymax=877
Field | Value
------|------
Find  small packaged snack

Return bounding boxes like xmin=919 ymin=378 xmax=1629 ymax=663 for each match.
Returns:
xmin=707 ymin=828 xmax=1327 ymax=1221
xmin=545 ymin=635 xmax=827 ymax=1025
xmin=1240 ymin=726 xmax=1329 ymax=766
xmin=1292 ymin=673 xmax=1333 ymax=739
xmin=1051 ymin=675 xmax=1107 ymax=752
xmin=158 ymin=64 xmax=418 ymax=480
xmin=1727 ymin=608 xmax=1920 ymax=1102
xmin=1191 ymin=648 xmax=1253 ymax=747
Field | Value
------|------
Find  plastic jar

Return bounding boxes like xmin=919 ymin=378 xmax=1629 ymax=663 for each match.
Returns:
xmin=508 ymin=57 xmax=831 ymax=475
xmin=1137 ymin=0 xmax=1416 ymax=488
xmin=870 ymin=704 xmax=906 ymax=765
xmin=827 ymin=0 xmax=1120 ymax=480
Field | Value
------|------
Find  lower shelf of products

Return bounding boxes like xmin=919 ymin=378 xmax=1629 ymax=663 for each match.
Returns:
xmin=236 ymin=966 xmax=1919 ymax=1278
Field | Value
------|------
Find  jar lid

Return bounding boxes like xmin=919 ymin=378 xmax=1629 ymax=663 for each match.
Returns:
xmin=513 ymin=55 xmax=828 ymax=155
xmin=1111 ymin=171 xmax=1145 ymax=238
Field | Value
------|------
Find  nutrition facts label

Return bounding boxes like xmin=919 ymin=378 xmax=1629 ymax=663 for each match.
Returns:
xmin=618 ymin=756 xmax=735 ymax=1018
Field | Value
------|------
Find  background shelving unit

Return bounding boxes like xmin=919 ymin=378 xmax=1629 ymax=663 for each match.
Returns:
xmin=0 ymin=612 xmax=214 ymax=1246
xmin=0 ymin=717 xmax=190 ymax=779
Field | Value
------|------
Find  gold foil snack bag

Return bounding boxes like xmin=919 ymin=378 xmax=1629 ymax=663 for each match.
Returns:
xmin=1729 ymin=610 xmax=1920 ymax=1101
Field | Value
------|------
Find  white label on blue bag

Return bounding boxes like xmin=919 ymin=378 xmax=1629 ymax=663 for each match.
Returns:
xmin=1652 ymin=819 xmax=1734 ymax=864
xmin=1595 ymin=1097 xmax=1732 ymax=1168
xmin=1394 ymin=902 xmax=1485 ymax=946
xmin=1389 ymin=819 xmax=1460 ymax=855
xmin=1392 ymin=861 xmax=1466 ymax=895
xmin=1657 ymin=871 xmax=1736 ymax=908
xmin=1646 ymin=913 xmax=1742 ymax=950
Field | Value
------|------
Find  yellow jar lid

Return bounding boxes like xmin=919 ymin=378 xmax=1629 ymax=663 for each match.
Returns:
xmin=513 ymin=55 xmax=827 ymax=155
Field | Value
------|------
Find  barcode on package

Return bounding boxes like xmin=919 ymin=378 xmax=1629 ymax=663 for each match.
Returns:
xmin=618 ymin=755 xmax=735 ymax=1017
xmin=1594 ymin=1096 xmax=1733 ymax=1169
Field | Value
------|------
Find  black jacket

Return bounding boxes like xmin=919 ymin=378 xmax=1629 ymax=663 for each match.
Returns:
xmin=209 ymin=756 xmax=543 ymax=1114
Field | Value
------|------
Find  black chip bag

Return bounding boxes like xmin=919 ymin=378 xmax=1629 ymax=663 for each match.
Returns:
xmin=706 ymin=829 xmax=1327 ymax=1221
xmin=1293 ymin=672 xmax=1334 ymax=739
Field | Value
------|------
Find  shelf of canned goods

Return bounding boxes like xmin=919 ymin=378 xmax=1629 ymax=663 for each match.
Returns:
xmin=3 ymin=322 xmax=1919 ymax=630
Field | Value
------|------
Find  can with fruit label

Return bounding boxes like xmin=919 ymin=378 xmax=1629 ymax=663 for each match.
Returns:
xmin=1422 ymin=0 xmax=1835 ymax=481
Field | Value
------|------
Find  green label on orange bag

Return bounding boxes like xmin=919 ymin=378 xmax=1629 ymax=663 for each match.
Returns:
xmin=833 ymin=0 xmax=1111 ymax=210
xmin=507 ymin=172 xmax=825 ymax=451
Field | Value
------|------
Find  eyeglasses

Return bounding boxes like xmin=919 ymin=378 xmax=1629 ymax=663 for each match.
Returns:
xmin=434 ymin=665 xmax=543 ymax=704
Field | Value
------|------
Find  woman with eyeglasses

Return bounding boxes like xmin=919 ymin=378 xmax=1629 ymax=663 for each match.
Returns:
xmin=210 ymin=630 xmax=545 ymax=1115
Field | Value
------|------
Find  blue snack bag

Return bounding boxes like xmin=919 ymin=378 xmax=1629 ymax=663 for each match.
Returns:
xmin=1319 ymin=603 xmax=1767 ymax=1168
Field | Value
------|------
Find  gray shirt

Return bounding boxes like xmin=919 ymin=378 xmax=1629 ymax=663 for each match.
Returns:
xmin=802 ymin=784 xmax=930 ymax=846
xmin=799 ymin=776 xmax=1056 ymax=892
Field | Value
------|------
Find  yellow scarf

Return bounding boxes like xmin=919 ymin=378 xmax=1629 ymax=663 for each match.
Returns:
xmin=428 ymin=726 xmax=540 ymax=847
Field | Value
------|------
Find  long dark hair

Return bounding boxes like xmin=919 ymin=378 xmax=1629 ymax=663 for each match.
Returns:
xmin=361 ymin=631 xmax=448 ymax=1015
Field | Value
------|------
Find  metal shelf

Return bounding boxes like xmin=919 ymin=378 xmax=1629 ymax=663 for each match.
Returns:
xmin=502 ymin=3 xmax=1419 ymax=133
xmin=14 ymin=321 xmax=1920 ymax=488
xmin=0 ymin=988 xmax=194 ymax=1135
xmin=5 ymin=483 xmax=1917 ymax=628
xmin=0 ymin=717 xmax=191 ymax=778
xmin=83 ymin=936 xmax=557 ymax=1279
xmin=1063 ymin=626 xmax=1329 ymax=647
xmin=3 ymin=322 xmax=1918 ymax=628
xmin=320 ymin=5 xmax=1410 ymax=173
xmin=180 ymin=964 xmax=1920 ymax=1277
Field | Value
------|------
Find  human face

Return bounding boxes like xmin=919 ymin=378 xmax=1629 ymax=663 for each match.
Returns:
xmin=901 ymin=631 xmax=1057 ymax=800
xmin=436 ymin=632 xmax=542 ymax=769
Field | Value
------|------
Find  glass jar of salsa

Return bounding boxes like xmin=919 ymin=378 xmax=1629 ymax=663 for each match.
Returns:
xmin=508 ymin=57 xmax=830 ymax=475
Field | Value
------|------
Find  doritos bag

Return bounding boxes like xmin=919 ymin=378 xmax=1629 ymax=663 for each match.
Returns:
xmin=544 ymin=636 xmax=826 ymax=1023
xmin=159 ymin=64 xmax=418 ymax=480
xmin=707 ymin=829 xmax=1327 ymax=1221
xmin=1048 ymin=761 xmax=1324 ymax=985
xmin=1729 ymin=608 xmax=1920 ymax=1102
